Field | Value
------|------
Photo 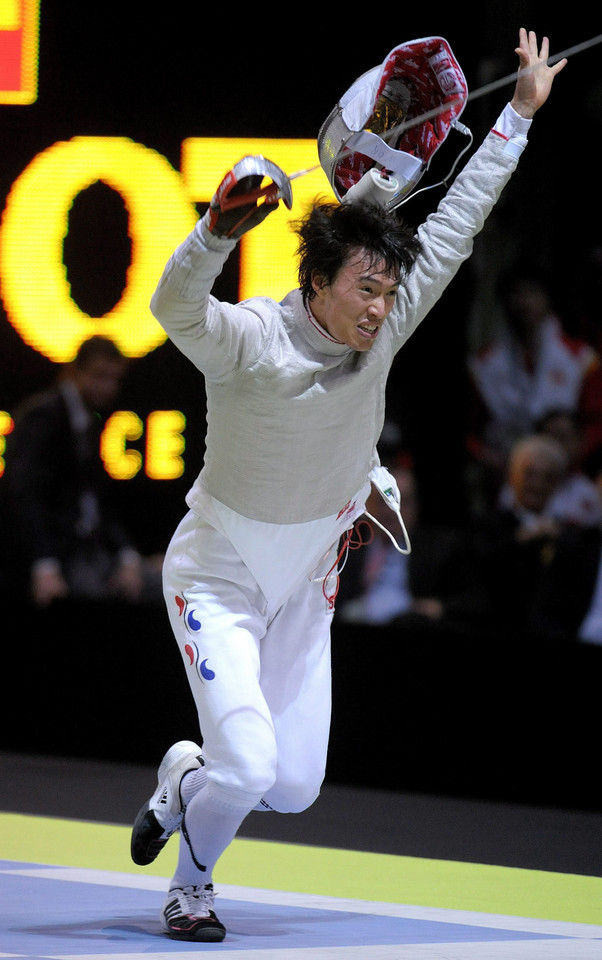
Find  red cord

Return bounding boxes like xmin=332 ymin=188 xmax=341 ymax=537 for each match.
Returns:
xmin=322 ymin=520 xmax=374 ymax=608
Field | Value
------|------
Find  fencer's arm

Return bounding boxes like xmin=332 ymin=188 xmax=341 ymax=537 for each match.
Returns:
xmin=390 ymin=109 xmax=524 ymax=341
xmin=151 ymin=154 xmax=286 ymax=330
xmin=150 ymin=156 xmax=289 ymax=380
xmin=150 ymin=219 xmax=269 ymax=382
xmin=510 ymin=28 xmax=567 ymax=118
xmin=150 ymin=217 xmax=236 ymax=334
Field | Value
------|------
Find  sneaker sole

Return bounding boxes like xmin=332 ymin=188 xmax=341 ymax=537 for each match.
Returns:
xmin=166 ymin=926 xmax=226 ymax=942
xmin=163 ymin=914 xmax=226 ymax=942
xmin=131 ymin=806 xmax=168 ymax=866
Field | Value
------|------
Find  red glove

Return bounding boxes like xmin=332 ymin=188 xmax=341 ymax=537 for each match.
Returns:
xmin=207 ymin=156 xmax=293 ymax=239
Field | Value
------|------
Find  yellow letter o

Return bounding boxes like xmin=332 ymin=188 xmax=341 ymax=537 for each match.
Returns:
xmin=0 ymin=137 xmax=197 ymax=362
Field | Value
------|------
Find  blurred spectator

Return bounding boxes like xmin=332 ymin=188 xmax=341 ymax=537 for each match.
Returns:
xmin=335 ymin=461 xmax=485 ymax=635
xmin=497 ymin=408 xmax=602 ymax=528
xmin=2 ymin=336 xmax=161 ymax=606
xmin=536 ymin=408 xmax=602 ymax=527
xmin=466 ymin=262 xmax=602 ymax=511
xmin=471 ymin=433 xmax=569 ymax=640
xmin=528 ymin=464 xmax=602 ymax=644
xmin=527 ymin=518 xmax=602 ymax=645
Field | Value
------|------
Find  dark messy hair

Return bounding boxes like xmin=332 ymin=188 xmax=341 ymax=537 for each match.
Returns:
xmin=294 ymin=199 xmax=422 ymax=301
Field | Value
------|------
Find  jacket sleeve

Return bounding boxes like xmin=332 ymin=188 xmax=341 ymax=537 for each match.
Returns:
xmin=150 ymin=216 xmax=272 ymax=382
xmin=390 ymin=103 xmax=532 ymax=346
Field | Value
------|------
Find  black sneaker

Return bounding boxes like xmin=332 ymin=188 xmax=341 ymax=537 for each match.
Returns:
xmin=131 ymin=740 xmax=203 ymax=866
xmin=161 ymin=884 xmax=226 ymax=942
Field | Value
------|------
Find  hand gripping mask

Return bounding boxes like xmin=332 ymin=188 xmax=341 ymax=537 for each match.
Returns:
xmin=318 ymin=37 xmax=469 ymax=208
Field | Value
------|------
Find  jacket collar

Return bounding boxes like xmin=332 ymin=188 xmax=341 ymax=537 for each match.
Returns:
xmin=284 ymin=289 xmax=352 ymax=357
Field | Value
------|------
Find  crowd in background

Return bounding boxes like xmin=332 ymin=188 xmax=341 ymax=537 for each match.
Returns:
xmin=2 ymin=250 xmax=602 ymax=649
xmin=337 ymin=251 xmax=602 ymax=646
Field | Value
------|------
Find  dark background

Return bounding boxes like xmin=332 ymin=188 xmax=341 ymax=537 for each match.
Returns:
xmin=1 ymin=4 xmax=602 ymax=816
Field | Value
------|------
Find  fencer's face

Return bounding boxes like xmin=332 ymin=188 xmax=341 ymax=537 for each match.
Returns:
xmin=310 ymin=250 xmax=400 ymax=352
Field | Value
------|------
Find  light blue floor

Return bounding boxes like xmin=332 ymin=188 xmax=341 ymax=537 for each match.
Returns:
xmin=2 ymin=860 xmax=602 ymax=959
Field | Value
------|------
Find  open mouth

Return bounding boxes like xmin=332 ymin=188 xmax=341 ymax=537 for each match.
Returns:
xmin=357 ymin=322 xmax=379 ymax=338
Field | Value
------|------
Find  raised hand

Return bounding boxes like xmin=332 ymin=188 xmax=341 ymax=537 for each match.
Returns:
xmin=511 ymin=28 xmax=567 ymax=119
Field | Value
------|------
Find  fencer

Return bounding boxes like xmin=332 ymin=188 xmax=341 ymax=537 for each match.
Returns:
xmin=130 ymin=29 xmax=566 ymax=942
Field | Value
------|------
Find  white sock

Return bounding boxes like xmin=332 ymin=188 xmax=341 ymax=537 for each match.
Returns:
xmin=180 ymin=767 xmax=208 ymax=806
xmin=171 ymin=783 xmax=255 ymax=889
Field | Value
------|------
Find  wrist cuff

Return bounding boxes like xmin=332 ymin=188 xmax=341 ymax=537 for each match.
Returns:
xmin=491 ymin=103 xmax=532 ymax=158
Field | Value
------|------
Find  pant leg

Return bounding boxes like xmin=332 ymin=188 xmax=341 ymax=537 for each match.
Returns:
xmin=163 ymin=509 xmax=277 ymax=803
xmin=258 ymin=549 xmax=336 ymax=814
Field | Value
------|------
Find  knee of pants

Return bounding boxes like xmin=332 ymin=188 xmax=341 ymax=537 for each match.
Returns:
xmin=207 ymin=743 xmax=279 ymax=803
xmin=263 ymin=767 xmax=325 ymax=814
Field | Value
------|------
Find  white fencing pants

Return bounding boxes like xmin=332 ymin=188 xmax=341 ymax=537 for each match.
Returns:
xmin=163 ymin=509 xmax=335 ymax=816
